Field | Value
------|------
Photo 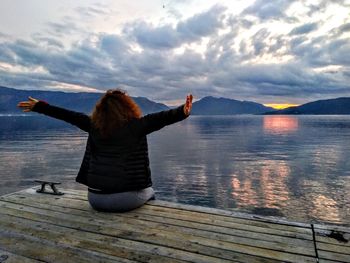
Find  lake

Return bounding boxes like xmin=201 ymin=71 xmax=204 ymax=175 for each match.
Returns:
xmin=0 ymin=114 xmax=349 ymax=225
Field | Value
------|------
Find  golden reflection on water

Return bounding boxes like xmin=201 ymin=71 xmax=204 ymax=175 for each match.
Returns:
xmin=231 ymin=160 xmax=290 ymax=209
xmin=263 ymin=116 xmax=299 ymax=134
xmin=311 ymin=194 xmax=341 ymax=222
xmin=230 ymin=158 xmax=349 ymax=223
xmin=302 ymin=180 xmax=344 ymax=223
xmin=260 ymin=160 xmax=290 ymax=209
xmin=231 ymin=176 xmax=259 ymax=206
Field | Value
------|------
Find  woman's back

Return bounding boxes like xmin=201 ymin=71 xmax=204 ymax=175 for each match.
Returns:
xmin=80 ymin=104 xmax=188 ymax=193
xmin=87 ymin=123 xmax=152 ymax=193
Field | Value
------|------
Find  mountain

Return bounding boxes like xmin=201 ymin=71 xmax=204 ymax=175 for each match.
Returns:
xmin=11 ymin=86 xmax=348 ymax=116
xmin=0 ymin=86 xmax=169 ymax=114
xmin=191 ymin=96 xmax=274 ymax=115
xmin=264 ymin=97 xmax=350 ymax=115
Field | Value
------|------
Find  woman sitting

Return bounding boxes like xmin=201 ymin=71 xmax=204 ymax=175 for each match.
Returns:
xmin=18 ymin=90 xmax=193 ymax=212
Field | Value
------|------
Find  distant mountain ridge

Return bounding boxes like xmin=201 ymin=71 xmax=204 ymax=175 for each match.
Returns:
xmin=2 ymin=86 xmax=350 ymax=115
xmin=0 ymin=86 xmax=274 ymax=115
xmin=191 ymin=96 xmax=274 ymax=115
xmin=264 ymin=97 xmax=350 ymax=115
xmin=0 ymin=86 xmax=169 ymax=115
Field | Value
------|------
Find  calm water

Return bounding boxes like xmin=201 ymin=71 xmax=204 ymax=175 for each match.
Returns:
xmin=0 ymin=115 xmax=349 ymax=225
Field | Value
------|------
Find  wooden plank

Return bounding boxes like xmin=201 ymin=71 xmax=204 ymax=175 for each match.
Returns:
xmin=12 ymin=189 xmax=350 ymax=263
xmin=139 ymin=204 xmax=311 ymax=234
xmin=124 ymin=211 xmax=314 ymax=252
xmin=1 ymin=193 xmax=315 ymax=247
xmin=0 ymin=249 xmax=41 ymax=263
xmin=314 ymin=223 xmax=350 ymax=233
xmin=0 ymin=200 xmax=317 ymax=263
xmin=1 ymin=194 xmax=316 ymax=257
xmin=0 ymin=230 xmax=132 ymax=263
xmin=314 ymin=223 xmax=350 ymax=262
xmin=0 ymin=203 xmax=272 ymax=263
xmin=317 ymin=250 xmax=350 ymax=263
xmin=319 ymin=260 xmax=348 ymax=263
xmin=0 ymin=204 xmax=296 ymax=262
xmin=57 ymin=188 xmax=312 ymax=228
xmin=317 ymin=242 xmax=350 ymax=255
xmin=0 ymin=187 xmax=37 ymax=198
xmin=2 ymin=195 xmax=315 ymax=263
xmin=146 ymin=200 xmax=311 ymax=226
xmin=315 ymin=229 xmax=350 ymax=248
xmin=57 ymin=188 xmax=86 ymax=197
xmin=18 ymin=188 xmax=315 ymax=238
xmin=2 ymin=192 xmax=313 ymax=241
xmin=0 ymin=214 xmax=190 ymax=263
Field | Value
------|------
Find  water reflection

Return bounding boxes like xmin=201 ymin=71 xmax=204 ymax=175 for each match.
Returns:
xmin=231 ymin=160 xmax=290 ymax=212
xmin=260 ymin=160 xmax=290 ymax=209
xmin=263 ymin=116 xmax=299 ymax=134
xmin=311 ymin=194 xmax=341 ymax=222
xmin=1 ymin=115 xmax=350 ymax=225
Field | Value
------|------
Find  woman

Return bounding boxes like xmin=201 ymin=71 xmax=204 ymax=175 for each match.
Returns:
xmin=17 ymin=90 xmax=193 ymax=212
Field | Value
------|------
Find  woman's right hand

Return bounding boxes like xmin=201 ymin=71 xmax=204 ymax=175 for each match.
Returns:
xmin=17 ymin=96 xmax=39 ymax=112
xmin=184 ymin=94 xmax=193 ymax=116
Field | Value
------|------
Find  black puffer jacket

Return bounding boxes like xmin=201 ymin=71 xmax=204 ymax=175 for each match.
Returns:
xmin=33 ymin=101 xmax=188 ymax=193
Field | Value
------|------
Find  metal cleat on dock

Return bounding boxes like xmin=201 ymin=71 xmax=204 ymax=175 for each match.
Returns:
xmin=34 ymin=180 xmax=64 ymax=195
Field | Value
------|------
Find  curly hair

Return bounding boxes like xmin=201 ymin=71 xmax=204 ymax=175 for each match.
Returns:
xmin=91 ymin=89 xmax=142 ymax=138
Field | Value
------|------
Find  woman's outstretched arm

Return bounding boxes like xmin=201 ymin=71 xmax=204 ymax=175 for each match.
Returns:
xmin=134 ymin=94 xmax=193 ymax=136
xmin=17 ymin=97 xmax=91 ymax=132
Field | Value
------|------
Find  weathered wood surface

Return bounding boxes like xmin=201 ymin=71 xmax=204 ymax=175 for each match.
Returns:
xmin=0 ymin=188 xmax=349 ymax=262
xmin=314 ymin=224 xmax=350 ymax=263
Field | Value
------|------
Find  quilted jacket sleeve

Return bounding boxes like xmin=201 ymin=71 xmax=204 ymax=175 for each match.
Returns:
xmin=32 ymin=101 xmax=91 ymax=132
xmin=133 ymin=105 xmax=189 ymax=136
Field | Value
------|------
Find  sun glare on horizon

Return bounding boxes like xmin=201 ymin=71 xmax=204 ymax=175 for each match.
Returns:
xmin=264 ymin=104 xmax=300 ymax=110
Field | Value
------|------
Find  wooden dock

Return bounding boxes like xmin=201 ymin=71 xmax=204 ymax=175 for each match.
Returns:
xmin=0 ymin=188 xmax=349 ymax=263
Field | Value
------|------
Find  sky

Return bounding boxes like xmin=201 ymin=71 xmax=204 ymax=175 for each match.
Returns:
xmin=0 ymin=0 xmax=350 ymax=106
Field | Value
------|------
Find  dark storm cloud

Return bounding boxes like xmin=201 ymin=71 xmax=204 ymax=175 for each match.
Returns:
xmin=290 ymin=35 xmax=350 ymax=67
xmin=0 ymin=37 xmax=117 ymax=90
xmin=8 ymin=40 xmax=49 ymax=66
xmin=336 ymin=23 xmax=350 ymax=35
xmin=0 ymin=74 xmax=48 ymax=89
xmin=127 ymin=5 xmax=226 ymax=49
xmin=289 ymin=22 xmax=319 ymax=35
xmin=268 ymin=35 xmax=287 ymax=53
xmin=328 ymin=40 xmax=350 ymax=66
xmin=226 ymin=63 xmax=349 ymax=100
xmin=176 ymin=5 xmax=226 ymax=39
xmin=306 ymin=0 xmax=350 ymax=16
xmin=127 ymin=23 xmax=180 ymax=49
xmin=236 ymin=64 xmax=318 ymax=88
xmin=251 ymin=28 xmax=271 ymax=56
xmin=0 ymin=42 xmax=16 ymax=63
xmin=100 ymin=34 xmax=130 ymax=58
xmin=242 ymin=0 xmax=295 ymax=21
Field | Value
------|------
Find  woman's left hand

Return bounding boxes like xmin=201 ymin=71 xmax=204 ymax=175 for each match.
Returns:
xmin=184 ymin=94 xmax=193 ymax=115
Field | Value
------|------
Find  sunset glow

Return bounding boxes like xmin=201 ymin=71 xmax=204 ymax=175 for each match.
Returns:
xmin=263 ymin=116 xmax=299 ymax=134
xmin=264 ymin=104 xmax=299 ymax=110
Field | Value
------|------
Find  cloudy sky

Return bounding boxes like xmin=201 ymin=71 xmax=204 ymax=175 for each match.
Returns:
xmin=0 ymin=0 xmax=350 ymax=105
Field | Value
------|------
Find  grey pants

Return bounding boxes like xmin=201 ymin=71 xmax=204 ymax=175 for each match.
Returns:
xmin=87 ymin=187 xmax=155 ymax=212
